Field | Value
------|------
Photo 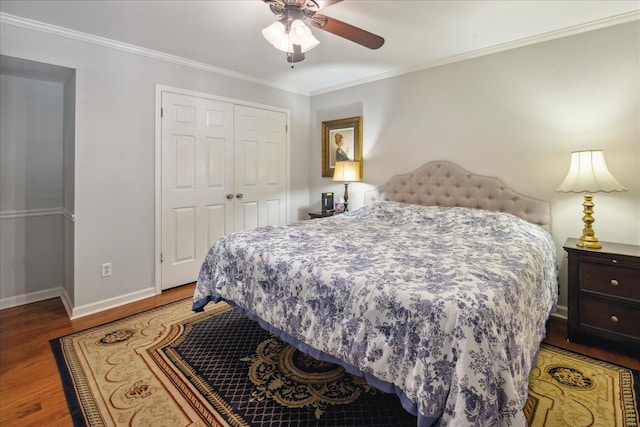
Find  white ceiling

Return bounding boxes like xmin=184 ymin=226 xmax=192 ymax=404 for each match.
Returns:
xmin=1 ymin=1 xmax=638 ymax=95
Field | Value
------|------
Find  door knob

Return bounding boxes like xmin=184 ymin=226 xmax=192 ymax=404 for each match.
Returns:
xmin=236 ymin=193 xmax=244 ymax=199
xmin=226 ymin=193 xmax=234 ymax=200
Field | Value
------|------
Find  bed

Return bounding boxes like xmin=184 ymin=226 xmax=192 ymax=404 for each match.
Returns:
xmin=193 ymin=160 xmax=558 ymax=426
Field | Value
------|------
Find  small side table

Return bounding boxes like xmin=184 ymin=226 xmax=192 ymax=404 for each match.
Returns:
xmin=563 ymin=238 xmax=640 ymax=350
xmin=308 ymin=211 xmax=334 ymax=219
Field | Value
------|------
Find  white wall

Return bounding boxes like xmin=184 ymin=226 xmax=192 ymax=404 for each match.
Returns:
xmin=0 ymin=20 xmax=311 ymax=312
xmin=310 ymin=21 xmax=640 ymax=309
xmin=0 ymin=74 xmax=64 ymax=211
xmin=0 ymin=74 xmax=65 ymax=300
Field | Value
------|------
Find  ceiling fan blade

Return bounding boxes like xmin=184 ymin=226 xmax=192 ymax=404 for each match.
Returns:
xmin=315 ymin=0 xmax=343 ymax=10
xmin=310 ymin=14 xmax=384 ymax=49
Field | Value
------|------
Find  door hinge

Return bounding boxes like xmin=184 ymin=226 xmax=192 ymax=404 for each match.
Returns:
xmin=160 ymin=252 xmax=163 ymax=263
xmin=286 ymin=124 xmax=288 ymax=132
xmin=160 ymin=107 xmax=163 ymax=118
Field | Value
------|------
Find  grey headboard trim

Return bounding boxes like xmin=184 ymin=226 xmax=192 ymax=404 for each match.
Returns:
xmin=364 ymin=160 xmax=551 ymax=233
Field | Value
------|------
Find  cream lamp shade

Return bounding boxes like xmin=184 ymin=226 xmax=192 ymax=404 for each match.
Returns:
xmin=557 ymin=150 xmax=627 ymax=193
xmin=333 ymin=161 xmax=362 ymax=183
xmin=557 ymin=150 xmax=626 ymax=249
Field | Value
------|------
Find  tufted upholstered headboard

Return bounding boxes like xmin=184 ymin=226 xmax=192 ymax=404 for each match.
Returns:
xmin=364 ymin=160 xmax=551 ymax=233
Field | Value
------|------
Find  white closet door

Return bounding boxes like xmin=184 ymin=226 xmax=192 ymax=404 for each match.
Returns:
xmin=161 ymin=92 xmax=234 ymax=290
xmin=233 ymin=105 xmax=287 ymax=232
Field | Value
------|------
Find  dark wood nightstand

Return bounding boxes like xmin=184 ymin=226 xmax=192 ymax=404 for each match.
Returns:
xmin=308 ymin=210 xmax=334 ymax=219
xmin=563 ymin=238 xmax=640 ymax=350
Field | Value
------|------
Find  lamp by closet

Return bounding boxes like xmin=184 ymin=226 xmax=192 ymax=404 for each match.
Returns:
xmin=333 ymin=161 xmax=361 ymax=212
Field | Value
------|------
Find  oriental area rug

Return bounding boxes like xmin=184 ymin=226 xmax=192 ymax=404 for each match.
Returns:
xmin=50 ymin=299 xmax=640 ymax=427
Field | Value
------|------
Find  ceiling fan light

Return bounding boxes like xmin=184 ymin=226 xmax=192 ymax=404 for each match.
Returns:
xmin=262 ymin=21 xmax=286 ymax=47
xmin=288 ymin=19 xmax=319 ymax=52
xmin=288 ymin=20 xmax=310 ymax=43
xmin=299 ymin=32 xmax=320 ymax=53
xmin=274 ymin=33 xmax=294 ymax=53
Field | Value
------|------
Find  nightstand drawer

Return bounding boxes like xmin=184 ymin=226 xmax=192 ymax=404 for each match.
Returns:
xmin=579 ymin=297 xmax=640 ymax=340
xmin=580 ymin=262 xmax=639 ymax=301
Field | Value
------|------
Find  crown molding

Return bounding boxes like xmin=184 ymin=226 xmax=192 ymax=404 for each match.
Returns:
xmin=2 ymin=10 xmax=637 ymax=98
xmin=0 ymin=12 xmax=309 ymax=96
xmin=310 ymin=10 xmax=640 ymax=96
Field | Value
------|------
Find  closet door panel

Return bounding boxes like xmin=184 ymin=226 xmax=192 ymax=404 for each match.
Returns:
xmin=161 ymin=93 xmax=233 ymax=290
xmin=234 ymin=105 xmax=287 ymax=230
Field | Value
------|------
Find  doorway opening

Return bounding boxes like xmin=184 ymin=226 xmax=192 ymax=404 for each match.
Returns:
xmin=0 ymin=55 xmax=75 ymax=310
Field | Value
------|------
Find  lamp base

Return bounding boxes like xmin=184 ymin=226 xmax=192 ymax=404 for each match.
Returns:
xmin=576 ymin=235 xmax=602 ymax=249
xmin=343 ymin=182 xmax=349 ymax=212
xmin=575 ymin=193 xmax=602 ymax=250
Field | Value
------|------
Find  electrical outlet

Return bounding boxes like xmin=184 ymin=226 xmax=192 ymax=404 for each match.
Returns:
xmin=101 ymin=262 xmax=112 ymax=277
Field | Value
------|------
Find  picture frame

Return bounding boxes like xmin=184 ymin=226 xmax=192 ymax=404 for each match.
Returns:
xmin=321 ymin=116 xmax=363 ymax=177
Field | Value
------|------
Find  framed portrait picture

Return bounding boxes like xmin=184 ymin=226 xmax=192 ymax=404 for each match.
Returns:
xmin=321 ymin=116 xmax=363 ymax=177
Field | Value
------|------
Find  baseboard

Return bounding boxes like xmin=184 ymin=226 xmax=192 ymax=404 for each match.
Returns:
xmin=0 ymin=287 xmax=62 ymax=309
xmin=551 ymin=304 xmax=568 ymax=319
xmin=70 ymin=286 xmax=157 ymax=319
xmin=59 ymin=287 xmax=74 ymax=318
xmin=1 ymin=285 xmax=159 ymax=318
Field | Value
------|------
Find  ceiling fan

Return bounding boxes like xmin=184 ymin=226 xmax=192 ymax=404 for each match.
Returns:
xmin=261 ymin=0 xmax=385 ymax=64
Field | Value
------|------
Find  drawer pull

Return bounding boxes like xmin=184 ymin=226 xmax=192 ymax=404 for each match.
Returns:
xmin=611 ymin=259 xmax=617 ymax=264
xmin=610 ymin=315 xmax=619 ymax=323
xmin=610 ymin=279 xmax=619 ymax=287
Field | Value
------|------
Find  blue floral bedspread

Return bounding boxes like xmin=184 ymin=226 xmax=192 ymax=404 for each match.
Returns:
xmin=193 ymin=201 xmax=558 ymax=426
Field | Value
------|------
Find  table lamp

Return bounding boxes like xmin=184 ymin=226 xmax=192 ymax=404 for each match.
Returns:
xmin=333 ymin=161 xmax=361 ymax=212
xmin=556 ymin=150 xmax=627 ymax=249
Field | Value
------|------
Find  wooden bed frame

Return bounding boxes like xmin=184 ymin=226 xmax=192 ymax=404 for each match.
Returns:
xmin=364 ymin=160 xmax=551 ymax=233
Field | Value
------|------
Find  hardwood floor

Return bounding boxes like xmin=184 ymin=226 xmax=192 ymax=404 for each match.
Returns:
xmin=0 ymin=283 xmax=195 ymax=427
xmin=1 ymin=285 xmax=638 ymax=426
xmin=543 ymin=315 xmax=639 ymax=370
